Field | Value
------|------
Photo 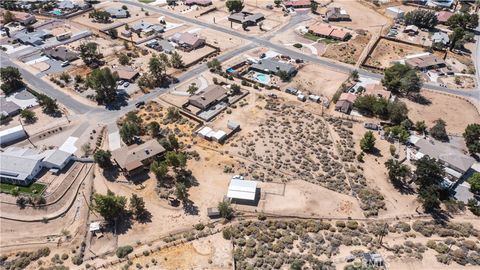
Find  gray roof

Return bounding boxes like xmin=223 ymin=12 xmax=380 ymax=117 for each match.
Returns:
xmin=131 ymin=21 xmax=164 ymax=33
xmin=58 ymin=0 xmax=75 ymax=9
xmin=432 ymin=32 xmax=449 ymax=44
xmin=44 ymin=46 xmax=79 ymax=61
xmin=43 ymin=149 xmax=72 ymax=167
xmin=439 ymin=153 xmax=475 ymax=173
xmin=251 ymin=58 xmax=296 ymax=75
xmin=14 ymin=30 xmax=50 ymax=45
xmin=189 ymin=85 xmax=228 ymax=109
xmin=106 ymin=8 xmax=128 ymax=17
xmin=0 ymin=97 xmax=21 ymax=116
xmin=0 ymin=147 xmax=44 ymax=181
xmin=229 ymin=12 xmax=264 ymax=24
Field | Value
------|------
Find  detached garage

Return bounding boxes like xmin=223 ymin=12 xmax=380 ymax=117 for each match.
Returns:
xmin=0 ymin=125 xmax=27 ymax=146
xmin=227 ymin=179 xmax=258 ymax=204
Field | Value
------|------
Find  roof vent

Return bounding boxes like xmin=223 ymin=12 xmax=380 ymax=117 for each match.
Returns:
xmin=201 ymin=95 xmax=206 ymax=100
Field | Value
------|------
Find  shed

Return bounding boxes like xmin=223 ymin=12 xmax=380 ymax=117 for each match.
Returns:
xmin=297 ymin=94 xmax=306 ymax=102
xmin=385 ymin=7 xmax=404 ymax=18
xmin=227 ymin=120 xmax=240 ymax=131
xmin=210 ymin=130 xmax=227 ymax=142
xmin=227 ymin=179 xmax=257 ymax=201
xmin=308 ymin=95 xmax=321 ymax=103
xmin=0 ymin=125 xmax=27 ymax=146
xmin=207 ymin=207 xmax=220 ymax=218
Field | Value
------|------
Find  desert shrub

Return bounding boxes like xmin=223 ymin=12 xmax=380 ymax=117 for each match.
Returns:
xmin=61 ymin=253 xmax=68 ymax=260
xmin=194 ymin=223 xmax=205 ymax=231
xmin=223 ymin=228 xmax=232 ymax=240
xmin=335 ymin=221 xmax=345 ymax=228
xmin=426 ymin=240 xmax=437 ymax=249
xmin=346 ymin=221 xmax=358 ymax=230
xmin=71 ymin=255 xmax=83 ymax=265
xmin=116 ymin=246 xmax=133 ymax=258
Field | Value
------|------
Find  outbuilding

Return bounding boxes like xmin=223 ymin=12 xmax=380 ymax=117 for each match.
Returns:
xmin=385 ymin=7 xmax=404 ymax=18
xmin=227 ymin=179 xmax=258 ymax=203
xmin=0 ymin=125 xmax=27 ymax=146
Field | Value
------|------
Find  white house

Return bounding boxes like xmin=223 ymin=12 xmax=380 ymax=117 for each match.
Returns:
xmin=385 ymin=7 xmax=404 ymax=18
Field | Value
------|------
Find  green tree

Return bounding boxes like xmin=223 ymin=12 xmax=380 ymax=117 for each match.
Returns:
xmin=463 ymin=123 xmax=480 ymax=155
xmin=187 ymin=83 xmax=198 ymax=95
xmin=360 ymin=131 xmax=376 ymax=153
xmin=60 ymin=72 xmax=71 ymax=83
xmin=226 ymin=0 xmax=244 ymax=13
xmin=79 ymin=42 xmax=101 ymax=67
xmin=414 ymin=156 xmax=444 ymax=212
xmin=148 ymin=55 xmax=168 ymax=86
xmin=230 ymin=83 xmax=241 ymax=95
xmin=3 ymin=10 xmax=15 ymax=24
xmin=129 ymin=194 xmax=146 ymax=219
xmin=118 ymin=53 xmax=130 ymax=65
xmin=404 ymin=10 xmax=438 ymax=29
xmin=108 ymin=28 xmax=118 ymax=38
xmin=88 ymin=10 xmax=111 ymax=23
xmin=175 ymin=182 xmax=188 ymax=202
xmin=415 ymin=121 xmax=427 ymax=133
xmin=148 ymin=121 xmax=161 ymax=138
xmin=387 ymin=100 xmax=409 ymax=124
xmin=165 ymin=151 xmax=186 ymax=168
xmin=385 ymin=159 xmax=411 ymax=183
xmin=447 ymin=12 xmax=479 ymax=29
xmin=218 ymin=201 xmax=234 ymax=219
xmin=430 ymin=119 xmax=448 ymax=141
xmin=311 ymin=1 xmax=318 ymax=14
xmin=150 ymin=160 xmax=168 ymax=183
xmin=0 ymin=66 xmax=24 ymax=95
xmin=169 ymin=51 xmax=184 ymax=69
xmin=167 ymin=134 xmax=179 ymax=151
xmin=274 ymin=0 xmax=281 ymax=7
xmin=20 ymin=109 xmax=36 ymax=123
xmin=277 ymin=70 xmax=289 ymax=82
xmin=449 ymin=27 xmax=465 ymax=51
xmin=93 ymin=190 xmax=127 ymax=223
xmin=353 ymin=95 xmax=379 ymax=116
xmin=86 ymin=68 xmax=118 ymax=104
xmin=382 ymin=63 xmax=422 ymax=96
xmin=350 ymin=70 xmax=359 ymax=81
xmin=120 ymin=122 xmax=140 ymax=145
xmin=468 ymin=173 xmax=480 ymax=193
xmin=207 ymin=58 xmax=222 ymax=73
xmin=94 ymin=149 xmax=112 ymax=168
xmin=37 ymin=94 xmax=59 ymax=115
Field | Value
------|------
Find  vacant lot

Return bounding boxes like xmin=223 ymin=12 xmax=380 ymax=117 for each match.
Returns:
xmin=403 ymin=91 xmax=480 ymax=134
xmin=323 ymin=32 xmax=371 ymax=65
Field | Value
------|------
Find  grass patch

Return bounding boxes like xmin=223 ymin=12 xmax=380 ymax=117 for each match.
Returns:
xmin=0 ymin=182 xmax=47 ymax=195
xmin=318 ymin=38 xmax=340 ymax=44
xmin=138 ymin=0 xmax=155 ymax=3
xmin=303 ymin=33 xmax=340 ymax=44
xmin=303 ymin=32 xmax=320 ymax=42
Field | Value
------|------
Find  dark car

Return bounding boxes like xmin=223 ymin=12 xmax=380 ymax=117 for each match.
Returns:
xmin=135 ymin=101 xmax=145 ymax=108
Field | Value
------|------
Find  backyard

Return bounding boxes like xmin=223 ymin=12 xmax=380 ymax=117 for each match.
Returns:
xmin=0 ymin=182 xmax=47 ymax=196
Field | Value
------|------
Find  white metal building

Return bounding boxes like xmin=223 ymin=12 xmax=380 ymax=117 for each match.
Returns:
xmin=385 ymin=7 xmax=405 ymax=18
xmin=0 ymin=125 xmax=27 ymax=146
xmin=227 ymin=179 xmax=257 ymax=201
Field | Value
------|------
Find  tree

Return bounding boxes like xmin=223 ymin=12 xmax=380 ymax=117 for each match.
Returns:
xmin=60 ymin=72 xmax=71 ymax=83
xmin=79 ymin=42 xmax=101 ymax=67
xmin=414 ymin=156 xmax=444 ymax=212
xmin=129 ymin=194 xmax=146 ymax=219
xmin=148 ymin=121 xmax=161 ymax=138
xmin=175 ymin=182 xmax=188 ymax=202
xmin=360 ymin=131 xmax=376 ymax=153
xmin=94 ymin=150 xmax=112 ymax=168
xmin=230 ymin=83 xmax=241 ymax=95
xmin=118 ymin=53 xmax=130 ymax=65
xmin=387 ymin=100 xmax=409 ymax=124
xmin=169 ymin=51 xmax=184 ymax=69
xmin=148 ymin=55 xmax=168 ymax=86
xmin=468 ymin=173 xmax=480 ymax=193
xmin=350 ymin=70 xmax=359 ymax=81
xmin=447 ymin=12 xmax=479 ymax=29
xmin=187 ymin=83 xmax=198 ymax=95
xmin=207 ymin=58 xmax=222 ymax=73
xmin=463 ymin=124 xmax=480 ymax=155
xmin=37 ymin=94 xmax=59 ymax=115
xmin=218 ymin=201 xmax=234 ymax=219
xmin=274 ymin=0 xmax=281 ymax=7
xmin=86 ymin=68 xmax=118 ymax=104
xmin=0 ymin=66 xmax=24 ymax=95
xmin=20 ymin=109 xmax=36 ymax=123
xmin=449 ymin=27 xmax=465 ymax=51
xmin=382 ymin=63 xmax=422 ymax=96
xmin=89 ymin=10 xmax=111 ymax=23
xmin=385 ymin=159 xmax=410 ymax=183
xmin=226 ymin=0 xmax=244 ymax=13
xmin=311 ymin=1 xmax=318 ymax=14
xmin=419 ymin=185 xmax=441 ymax=212
xmin=167 ymin=134 xmax=179 ymax=151
xmin=404 ymin=10 xmax=438 ymax=29
xmin=150 ymin=160 xmax=168 ymax=183
xmin=277 ymin=70 xmax=289 ymax=82
xmin=120 ymin=122 xmax=140 ymax=145
xmin=108 ymin=28 xmax=118 ymax=38
xmin=415 ymin=121 xmax=427 ymax=133
xmin=165 ymin=151 xmax=186 ymax=168
xmin=93 ymin=190 xmax=127 ymax=223
xmin=430 ymin=119 xmax=448 ymax=141
xmin=3 ymin=10 xmax=15 ymax=24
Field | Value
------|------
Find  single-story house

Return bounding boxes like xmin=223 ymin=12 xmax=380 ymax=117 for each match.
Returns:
xmin=228 ymin=11 xmax=265 ymax=26
xmin=58 ymin=0 xmax=76 ymax=10
xmin=112 ymin=139 xmax=166 ymax=175
xmin=0 ymin=147 xmax=44 ymax=186
xmin=284 ymin=0 xmax=312 ymax=8
xmin=325 ymin=7 xmax=350 ymax=21
xmin=105 ymin=8 xmax=128 ymax=18
xmin=436 ymin=11 xmax=453 ymax=24
xmin=10 ymin=11 xmax=36 ymax=25
xmin=227 ymin=178 xmax=258 ymax=203
xmin=308 ymin=22 xmax=351 ymax=41
xmin=188 ymin=85 xmax=229 ymax=110
xmin=431 ymin=31 xmax=449 ymax=45
xmin=335 ymin=92 xmax=357 ymax=114
xmin=171 ymin=32 xmax=205 ymax=51
xmin=404 ymin=25 xmax=419 ymax=35
xmin=0 ymin=125 xmax=27 ymax=147
xmin=44 ymin=46 xmax=79 ymax=62
xmin=41 ymin=149 xmax=73 ymax=171
xmin=146 ymin=39 xmax=175 ymax=53
xmin=121 ymin=30 xmax=132 ymax=38
xmin=364 ymin=84 xmax=391 ymax=100
xmin=130 ymin=21 xmax=165 ymax=35
xmin=385 ymin=7 xmax=404 ymax=18
xmin=404 ymin=53 xmax=446 ymax=70
xmin=14 ymin=30 xmax=52 ymax=46
xmin=250 ymin=58 xmax=297 ymax=78
xmin=185 ymin=0 xmax=212 ymax=6
xmin=112 ymin=66 xmax=139 ymax=82
xmin=0 ymin=98 xmax=21 ymax=117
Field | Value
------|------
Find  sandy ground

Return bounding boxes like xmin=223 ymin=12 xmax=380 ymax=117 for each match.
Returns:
xmin=439 ymin=75 xmax=477 ymax=90
xmin=403 ymin=90 xmax=480 ymax=135
xmin=323 ymin=32 xmax=372 ymax=65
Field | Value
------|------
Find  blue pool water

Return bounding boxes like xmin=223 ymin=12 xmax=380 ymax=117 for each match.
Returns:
xmin=255 ymin=73 xmax=270 ymax=84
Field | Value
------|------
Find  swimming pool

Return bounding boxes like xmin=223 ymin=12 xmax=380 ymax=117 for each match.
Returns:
xmin=254 ymin=72 xmax=270 ymax=84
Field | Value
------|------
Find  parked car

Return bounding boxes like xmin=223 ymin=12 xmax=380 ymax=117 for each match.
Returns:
xmin=61 ymin=61 xmax=70 ymax=67
xmin=135 ymin=101 xmax=145 ymax=108
xmin=364 ymin=123 xmax=379 ymax=130
xmin=123 ymin=82 xmax=130 ymax=87
xmin=117 ymin=80 xmax=124 ymax=85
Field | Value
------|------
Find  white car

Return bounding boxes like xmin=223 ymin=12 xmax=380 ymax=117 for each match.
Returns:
xmin=123 ymin=82 xmax=130 ymax=87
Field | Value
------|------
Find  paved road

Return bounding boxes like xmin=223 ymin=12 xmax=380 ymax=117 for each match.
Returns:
xmin=474 ymin=25 xmax=480 ymax=94
xmin=121 ymin=0 xmax=479 ymax=101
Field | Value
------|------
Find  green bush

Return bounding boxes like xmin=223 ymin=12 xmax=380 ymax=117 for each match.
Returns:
xmin=116 ymin=245 xmax=134 ymax=258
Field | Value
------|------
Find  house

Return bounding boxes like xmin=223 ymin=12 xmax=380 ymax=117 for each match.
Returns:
xmin=105 ymin=8 xmax=128 ymax=18
xmin=0 ymin=147 xmax=73 ymax=185
xmin=121 ymin=30 xmax=132 ymax=38
xmin=188 ymin=85 xmax=229 ymax=110
xmin=0 ymin=98 xmax=21 ymax=118
xmin=436 ymin=11 xmax=453 ymax=24
xmin=385 ymin=7 xmax=404 ymax=18
xmin=14 ymin=30 xmax=51 ymax=46
xmin=146 ymin=39 xmax=175 ymax=53
xmin=10 ymin=11 xmax=36 ymax=25
xmin=404 ymin=25 xmax=419 ymax=35
xmin=112 ymin=139 xmax=166 ymax=175
xmin=171 ymin=32 xmax=205 ymax=51
xmin=185 ymin=0 xmax=212 ymax=6
xmin=227 ymin=178 xmax=258 ymax=203
xmin=308 ymin=22 xmax=351 ymax=41
xmin=325 ymin=7 xmax=350 ymax=21
xmin=6 ymin=89 xmax=39 ymax=110
xmin=363 ymin=253 xmax=384 ymax=267
xmin=284 ymin=0 xmax=312 ymax=8
xmin=130 ymin=21 xmax=165 ymax=35
xmin=404 ymin=53 xmax=446 ymax=70
xmin=335 ymin=93 xmax=357 ymax=113
xmin=429 ymin=0 xmax=454 ymax=8
xmin=250 ymin=58 xmax=297 ymax=78
xmin=431 ymin=31 xmax=449 ymax=45
xmin=0 ymin=126 xmax=27 ymax=147
xmin=44 ymin=46 xmax=79 ymax=62
xmin=228 ymin=12 xmax=265 ymax=26
xmin=364 ymin=84 xmax=391 ymax=100
xmin=112 ymin=66 xmax=139 ymax=82
xmin=58 ymin=0 xmax=76 ymax=10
